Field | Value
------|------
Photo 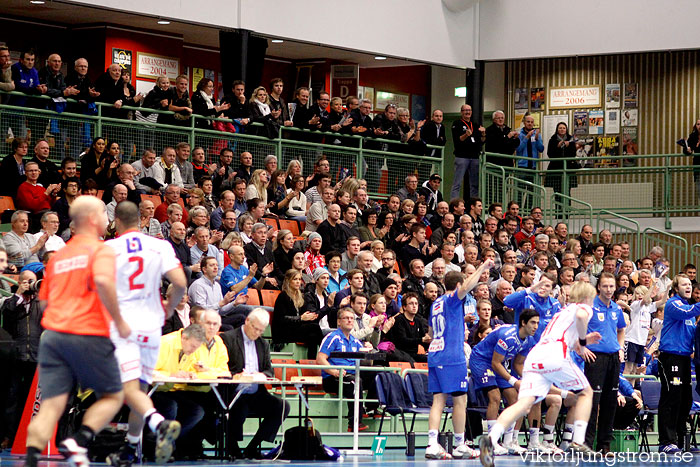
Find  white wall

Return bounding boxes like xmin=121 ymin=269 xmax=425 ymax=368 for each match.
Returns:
xmin=479 ymin=0 xmax=700 ymax=60
xmin=430 ymin=66 xmax=467 ymax=114
xmin=67 ymin=0 xmax=477 ymax=69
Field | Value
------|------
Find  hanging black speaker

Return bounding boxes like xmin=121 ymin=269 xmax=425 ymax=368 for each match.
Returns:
xmin=219 ymin=29 xmax=268 ymax=96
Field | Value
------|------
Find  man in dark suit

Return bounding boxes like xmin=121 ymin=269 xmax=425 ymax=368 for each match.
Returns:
xmin=221 ymin=309 xmax=290 ymax=459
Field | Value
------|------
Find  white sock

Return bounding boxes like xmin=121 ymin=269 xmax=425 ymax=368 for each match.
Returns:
xmin=428 ymin=430 xmax=439 ymax=447
xmin=145 ymin=409 xmax=165 ymax=433
xmin=487 ymin=420 xmax=496 ymax=433
xmin=126 ymin=433 xmax=140 ymax=445
xmin=528 ymin=427 xmax=540 ymax=446
xmin=489 ymin=423 xmax=505 ymax=444
xmin=543 ymin=424 xmax=555 ymax=441
xmin=562 ymin=423 xmax=574 ymax=441
xmin=573 ymin=421 xmax=588 ymax=445
xmin=454 ymin=432 xmax=464 ymax=446
xmin=502 ymin=422 xmax=516 ymax=445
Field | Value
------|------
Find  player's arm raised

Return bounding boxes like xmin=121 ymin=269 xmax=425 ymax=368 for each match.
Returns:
xmin=456 ymin=259 xmax=494 ymax=300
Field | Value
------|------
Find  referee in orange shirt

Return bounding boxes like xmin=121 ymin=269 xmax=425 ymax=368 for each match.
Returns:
xmin=24 ymin=196 xmax=131 ymax=467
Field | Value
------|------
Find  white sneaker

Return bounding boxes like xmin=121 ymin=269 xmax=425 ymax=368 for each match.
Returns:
xmin=540 ymin=440 xmax=563 ymax=454
xmin=425 ymin=443 xmax=452 ymax=460
xmin=503 ymin=439 xmax=527 ymax=455
xmin=59 ymin=438 xmax=90 ymax=467
xmin=493 ymin=443 xmax=508 ymax=456
xmin=452 ymin=443 xmax=479 ymax=459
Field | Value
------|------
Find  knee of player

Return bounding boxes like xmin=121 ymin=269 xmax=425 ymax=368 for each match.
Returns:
xmin=547 ymin=394 xmax=562 ymax=409
xmin=580 ymin=385 xmax=593 ymax=398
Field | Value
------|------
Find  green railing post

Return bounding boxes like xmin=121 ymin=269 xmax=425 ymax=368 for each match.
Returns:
xmin=96 ymin=103 xmax=102 ymax=136
xmin=190 ymin=115 xmax=196 ymax=150
xmin=357 ymin=136 xmax=364 ymax=180
xmin=276 ymin=125 xmax=283 ymax=161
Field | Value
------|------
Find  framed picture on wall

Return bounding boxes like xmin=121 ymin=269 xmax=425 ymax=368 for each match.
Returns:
xmin=531 ymin=112 xmax=542 ymax=129
xmin=622 ymin=109 xmax=638 ymax=126
xmin=530 ymin=87 xmax=545 ymax=110
xmin=514 ymin=88 xmax=528 ymax=109
xmin=573 ymin=110 xmax=589 ymax=135
xmin=605 ymin=109 xmax=620 ymax=134
xmin=622 ymin=127 xmax=638 ymax=156
xmin=514 ymin=109 xmax=527 ymax=128
xmin=375 ymin=91 xmax=409 ymax=111
xmin=588 ymin=110 xmax=604 ymax=135
xmin=605 ymin=84 xmax=620 ymax=109
xmin=624 ymin=83 xmax=638 ymax=108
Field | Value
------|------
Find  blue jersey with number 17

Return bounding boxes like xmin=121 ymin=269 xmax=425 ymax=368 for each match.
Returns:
xmin=428 ymin=290 xmax=467 ymax=368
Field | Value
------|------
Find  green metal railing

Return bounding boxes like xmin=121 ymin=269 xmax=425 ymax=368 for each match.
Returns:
xmin=480 ymin=152 xmax=698 ymax=229
xmin=0 ymin=91 xmax=443 ymax=199
xmin=691 ymin=244 xmax=700 ymax=268
xmin=639 ymin=227 xmax=688 ymax=273
xmin=596 ymin=210 xmax=641 ymax=257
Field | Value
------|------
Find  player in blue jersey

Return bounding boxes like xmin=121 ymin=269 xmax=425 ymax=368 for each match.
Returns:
xmin=470 ymin=309 xmax=539 ymax=454
xmin=479 ymin=281 xmax=601 ymax=467
xmin=657 ymin=274 xmax=700 ymax=453
xmin=425 ymin=259 xmax=495 ymax=460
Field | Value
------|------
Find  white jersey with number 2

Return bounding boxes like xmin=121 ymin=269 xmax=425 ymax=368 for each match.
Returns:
xmin=107 ymin=230 xmax=182 ymax=331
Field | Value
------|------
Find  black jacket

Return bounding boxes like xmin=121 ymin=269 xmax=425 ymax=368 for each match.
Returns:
xmin=221 ymin=327 xmax=273 ymax=377
xmin=388 ymin=313 xmax=429 ymax=357
xmin=221 ymin=94 xmax=250 ymax=121
xmin=94 ymin=72 xmax=134 ymax=119
xmin=141 ymin=85 xmax=171 ymax=121
xmin=244 ymin=241 xmax=275 ymax=281
xmin=349 ymin=109 xmax=372 ymax=134
xmin=64 ymin=71 xmax=95 ymax=114
xmin=2 ymin=294 xmax=43 ymax=362
xmin=38 ymin=68 xmax=66 ymax=99
xmin=452 ymin=118 xmax=483 ymax=159
xmin=290 ymin=99 xmax=317 ymax=130
xmin=191 ymin=91 xmax=223 ymax=129
xmin=317 ymin=220 xmax=345 ymax=255
xmin=421 ymin=120 xmax=446 ymax=147
xmin=30 ymin=156 xmax=61 ymax=188
xmin=372 ymin=113 xmax=401 ymax=141
xmin=0 ymin=154 xmax=26 ymax=197
xmin=546 ymin=134 xmax=577 ymax=171
xmin=485 ymin=123 xmax=519 ymax=166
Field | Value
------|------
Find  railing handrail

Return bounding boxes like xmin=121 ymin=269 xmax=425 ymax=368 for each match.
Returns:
xmin=483 ymin=150 xmax=689 ymax=164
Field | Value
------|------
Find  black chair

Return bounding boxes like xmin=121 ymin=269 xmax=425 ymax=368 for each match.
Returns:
xmin=638 ymin=379 xmax=661 ymax=453
xmin=403 ymin=372 xmax=434 ymax=432
xmin=375 ymin=372 xmax=419 ymax=437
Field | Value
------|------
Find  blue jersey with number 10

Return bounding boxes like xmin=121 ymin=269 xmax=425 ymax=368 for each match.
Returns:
xmin=428 ymin=290 xmax=467 ymax=368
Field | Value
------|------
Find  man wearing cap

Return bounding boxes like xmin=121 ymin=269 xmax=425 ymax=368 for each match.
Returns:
xmin=418 ymin=174 xmax=444 ymax=213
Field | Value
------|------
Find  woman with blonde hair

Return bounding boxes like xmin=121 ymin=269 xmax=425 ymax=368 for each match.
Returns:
xmin=245 ymin=169 xmax=270 ymax=206
xmin=272 ymin=269 xmax=323 ymax=358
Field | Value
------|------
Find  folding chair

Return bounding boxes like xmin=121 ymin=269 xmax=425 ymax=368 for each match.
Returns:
xmin=638 ymin=379 xmax=661 ymax=453
xmin=375 ymin=372 xmax=420 ymax=437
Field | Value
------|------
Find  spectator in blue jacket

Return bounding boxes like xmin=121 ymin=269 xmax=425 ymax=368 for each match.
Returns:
xmin=9 ymin=50 xmax=47 ymax=142
xmin=516 ymin=115 xmax=544 ymax=173
xmin=658 ymin=274 xmax=700 ymax=453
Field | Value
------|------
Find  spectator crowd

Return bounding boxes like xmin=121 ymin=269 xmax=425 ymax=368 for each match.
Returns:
xmin=1 ymin=48 xmax=698 ymax=458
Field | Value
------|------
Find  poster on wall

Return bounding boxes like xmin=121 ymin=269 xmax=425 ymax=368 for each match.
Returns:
xmin=573 ymin=110 xmax=589 ymax=135
xmin=136 ymin=52 xmax=179 ymax=80
xmin=575 ymin=136 xmax=596 ymax=168
xmin=542 ymin=113 xmax=571 ymax=159
xmin=588 ymin=110 xmax=604 ymax=135
xmin=594 ymin=135 xmax=620 ymax=166
xmin=530 ymin=87 xmax=545 ymax=110
xmin=514 ymin=88 xmax=528 ymax=109
xmin=514 ymin=109 xmax=527 ymax=129
xmin=363 ymin=87 xmax=375 ymax=108
xmin=605 ymin=110 xmax=620 ymax=134
xmin=192 ymin=68 xmax=204 ymax=93
xmin=624 ymin=83 xmax=638 ymax=108
xmin=622 ymin=109 xmax=638 ymax=126
xmin=530 ymin=112 xmax=542 ymax=129
xmin=331 ymin=64 xmax=359 ymax=101
xmin=375 ymin=91 xmax=409 ymax=111
xmin=112 ymin=48 xmax=132 ymax=77
xmin=622 ymin=127 xmax=639 ymax=155
xmin=135 ymin=79 xmax=154 ymax=97
xmin=605 ymin=84 xmax=620 ymax=109
xmin=550 ymin=85 xmax=601 ymax=109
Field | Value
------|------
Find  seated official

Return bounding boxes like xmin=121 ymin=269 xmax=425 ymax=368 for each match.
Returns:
xmin=317 ymin=308 xmax=377 ymax=431
xmin=151 ymin=324 xmax=208 ymax=460
xmin=221 ymin=309 xmax=290 ymax=459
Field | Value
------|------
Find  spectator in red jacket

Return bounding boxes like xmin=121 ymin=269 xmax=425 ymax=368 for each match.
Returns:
xmin=16 ymin=162 xmax=61 ymax=215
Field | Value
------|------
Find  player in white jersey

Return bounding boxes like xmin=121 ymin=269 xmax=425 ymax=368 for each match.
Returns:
xmin=106 ymin=201 xmax=187 ymax=467
xmin=479 ymin=281 xmax=601 ymax=467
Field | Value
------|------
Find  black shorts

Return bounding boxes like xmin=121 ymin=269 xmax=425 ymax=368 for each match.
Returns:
xmin=38 ymin=330 xmax=123 ymax=399
xmin=624 ymin=342 xmax=645 ymax=365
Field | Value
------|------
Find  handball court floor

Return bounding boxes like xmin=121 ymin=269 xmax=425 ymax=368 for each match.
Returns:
xmin=3 ymin=450 xmax=697 ymax=467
